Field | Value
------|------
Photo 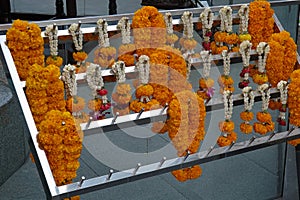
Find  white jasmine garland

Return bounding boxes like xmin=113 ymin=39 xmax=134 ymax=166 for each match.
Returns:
xmin=86 ymin=63 xmax=104 ymax=97
xmin=112 ymin=61 xmax=126 ymax=83
xmin=68 ymin=23 xmax=83 ymax=51
xmin=136 ymin=55 xmax=150 ymax=85
xmin=238 ymin=4 xmax=249 ymax=34
xmin=45 ymin=24 xmax=58 ymax=57
xmin=61 ymin=64 xmax=77 ymax=97
xmin=258 ymin=83 xmax=270 ymax=111
xmin=239 ymin=40 xmax=252 ymax=67
xmin=277 ymin=80 xmax=288 ymax=105
xmin=200 ymin=8 xmax=214 ymax=36
xmin=219 ymin=6 xmax=233 ymax=33
xmin=222 ymin=50 xmax=231 ymax=76
xmin=242 ymin=86 xmax=255 ymax=111
xmin=200 ymin=50 xmax=212 ymax=78
xmin=96 ymin=19 xmax=109 ymax=47
xmin=181 ymin=11 xmax=193 ymax=39
xmin=223 ymin=90 xmax=233 ymax=120
xmin=165 ymin=12 xmax=174 ymax=35
xmin=117 ymin=17 xmax=131 ymax=44
xmin=256 ymin=42 xmax=270 ymax=73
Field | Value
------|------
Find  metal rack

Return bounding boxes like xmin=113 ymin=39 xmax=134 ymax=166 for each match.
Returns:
xmin=1 ymin=1 xmax=300 ymax=199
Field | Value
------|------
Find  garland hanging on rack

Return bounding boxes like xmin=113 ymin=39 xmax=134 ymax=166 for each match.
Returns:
xmin=218 ymin=50 xmax=234 ymax=94
xmin=248 ymin=0 xmax=274 ymax=48
xmin=111 ymin=61 xmax=132 ymax=115
xmin=197 ymin=50 xmax=215 ymax=100
xmin=130 ymin=55 xmax=160 ymax=112
xmin=266 ymin=31 xmax=297 ymax=87
xmin=238 ymin=4 xmax=251 ymax=42
xmin=287 ymin=69 xmax=300 ymax=146
xmin=165 ymin=12 xmax=179 ymax=46
xmin=117 ymin=17 xmax=136 ymax=67
xmin=94 ymin=19 xmax=117 ymax=68
xmin=253 ymin=83 xmax=275 ymax=135
xmin=45 ymin=24 xmax=63 ymax=67
xmin=217 ymin=90 xmax=237 ymax=147
xmin=199 ymin=7 xmax=214 ymax=50
xmin=6 ymin=19 xmax=44 ymax=80
xmin=276 ymin=80 xmax=288 ymax=126
xmin=240 ymin=86 xmax=255 ymax=134
xmin=86 ymin=63 xmax=111 ymax=120
xmin=239 ymin=40 xmax=252 ymax=89
xmin=68 ymin=22 xmax=88 ymax=73
xmin=253 ymin=42 xmax=269 ymax=85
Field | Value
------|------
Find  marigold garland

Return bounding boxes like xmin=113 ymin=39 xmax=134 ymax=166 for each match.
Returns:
xmin=44 ymin=24 xmax=63 ymax=67
xmin=248 ymin=0 xmax=274 ymax=48
xmin=266 ymin=31 xmax=297 ymax=87
xmin=6 ymin=19 xmax=44 ymax=80
xmin=26 ymin=64 xmax=66 ymax=128
xmin=288 ymin=69 xmax=300 ymax=145
xmin=37 ymin=110 xmax=83 ymax=186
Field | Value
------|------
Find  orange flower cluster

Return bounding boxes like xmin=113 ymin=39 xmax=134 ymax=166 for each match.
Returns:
xmin=288 ymin=69 xmax=300 ymax=127
xmin=266 ymin=31 xmax=297 ymax=87
xmin=217 ymin=120 xmax=237 ymax=146
xmin=252 ymin=73 xmax=268 ymax=85
xmin=211 ymin=32 xmax=239 ymax=54
xmin=88 ymin=98 xmax=102 ymax=111
xmin=171 ymin=165 xmax=202 ymax=182
xmin=132 ymin=6 xmax=166 ymax=51
xmin=118 ymin=44 xmax=136 ymax=66
xmin=112 ymin=83 xmax=132 ymax=115
xmin=25 ymin=64 xmax=66 ymax=129
xmin=167 ymin=91 xmax=206 ymax=156
xmin=248 ymin=0 xmax=274 ymax=48
xmin=6 ymin=19 xmax=44 ymax=80
xmin=166 ymin=90 xmax=206 ymax=181
xmin=94 ymin=46 xmax=117 ymax=68
xmin=253 ymin=111 xmax=275 ymax=135
xmin=130 ymin=82 xmax=160 ymax=113
xmin=240 ymin=111 xmax=254 ymax=134
xmin=46 ymin=56 xmax=63 ymax=67
xmin=197 ymin=78 xmax=214 ymax=100
xmin=37 ymin=110 xmax=83 ymax=186
xmin=218 ymin=75 xmax=234 ymax=94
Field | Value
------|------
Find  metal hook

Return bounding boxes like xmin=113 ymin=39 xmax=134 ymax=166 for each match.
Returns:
xmin=206 ymin=146 xmax=214 ymax=157
xmin=85 ymin=117 xmax=93 ymax=129
xmin=160 ymin=103 xmax=168 ymax=114
xmin=226 ymin=141 xmax=235 ymax=152
xmin=183 ymin=151 xmax=190 ymax=162
xmin=268 ymin=131 xmax=276 ymax=141
xmin=248 ymin=136 xmax=256 ymax=146
xmin=112 ymin=112 xmax=119 ymax=124
xmin=133 ymin=163 xmax=141 ymax=175
xmin=77 ymin=21 xmax=82 ymax=32
xmin=106 ymin=169 xmax=114 ymax=181
xmin=136 ymin=108 xmax=144 ymax=119
xmin=287 ymin=126 xmax=295 ymax=136
xmin=78 ymin=176 xmax=86 ymax=187
xmin=158 ymin=157 xmax=167 ymax=168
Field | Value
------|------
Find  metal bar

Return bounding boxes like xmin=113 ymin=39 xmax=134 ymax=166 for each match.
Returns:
xmin=0 ymin=0 xmax=298 ymax=31
xmin=81 ymin=88 xmax=280 ymax=135
xmin=0 ymin=0 xmax=12 ymax=23
xmin=53 ymin=128 xmax=300 ymax=198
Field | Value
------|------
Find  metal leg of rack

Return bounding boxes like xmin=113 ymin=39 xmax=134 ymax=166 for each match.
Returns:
xmin=0 ymin=0 xmax=12 ymax=23
xmin=66 ymin=0 xmax=77 ymax=18
xmin=55 ymin=0 xmax=66 ymax=18
xmin=109 ymin=0 xmax=117 ymax=15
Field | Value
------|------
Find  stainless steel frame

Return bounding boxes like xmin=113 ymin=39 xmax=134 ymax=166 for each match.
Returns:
xmin=1 ymin=1 xmax=300 ymax=199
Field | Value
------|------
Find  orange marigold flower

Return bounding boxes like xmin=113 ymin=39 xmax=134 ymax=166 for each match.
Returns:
xmin=219 ymin=120 xmax=235 ymax=132
xmin=240 ymin=122 xmax=253 ymax=134
xmin=240 ymin=111 xmax=254 ymax=121
xmin=256 ymin=111 xmax=272 ymax=123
